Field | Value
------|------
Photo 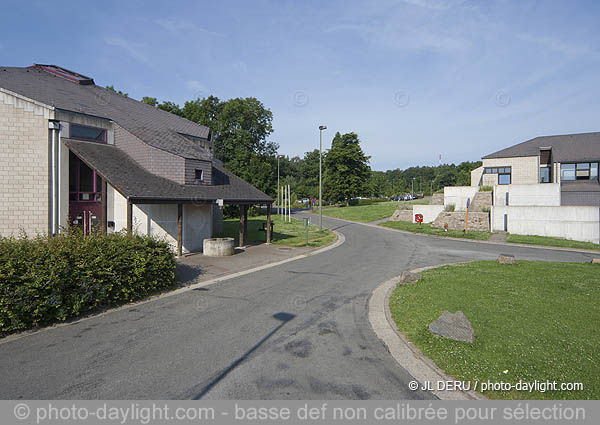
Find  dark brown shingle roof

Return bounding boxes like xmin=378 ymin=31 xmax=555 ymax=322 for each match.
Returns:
xmin=0 ymin=66 xmax=211 ymax=160
xmin=483 ymin=132 xmax=600 ymax=162
xmin=64 ymin=139 xmax=272 ymax=203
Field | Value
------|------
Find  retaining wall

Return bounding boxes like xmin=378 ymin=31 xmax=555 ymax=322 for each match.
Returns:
xmin=433 ymin=211 xmax=490 ymax=232
xmin=491 ymin=205 xmax=599 ymax=243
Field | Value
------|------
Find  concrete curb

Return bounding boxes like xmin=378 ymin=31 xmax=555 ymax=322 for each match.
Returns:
xmin=368 ymin=264 xmax=486 ymax=401
xmin=0 ymin=231 xmax=345 ymax=345
xmin=309 ymin=212 xmax=600 ymax=256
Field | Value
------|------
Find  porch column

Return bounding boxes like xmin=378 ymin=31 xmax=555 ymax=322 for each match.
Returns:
xmin=101 ymin=179 xmax=108 ymax=233
xmin=126 ymin=199 xmax=133 ymax=234
xmin=266 ymin=203 xmax=272 ymax=244
xmin=177 ymin=203 xmax=183 ymax=256
xmin=239 ymin=205 xmax=247 ymax=247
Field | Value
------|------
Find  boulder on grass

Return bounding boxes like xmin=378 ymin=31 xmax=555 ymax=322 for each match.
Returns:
xmin=429 ymin=311 xmax=474 ymax=343
xmin=497 ymin=254 xmax=516 ymax=264
xmin=396 ymin=271 xmax=421 ymax=286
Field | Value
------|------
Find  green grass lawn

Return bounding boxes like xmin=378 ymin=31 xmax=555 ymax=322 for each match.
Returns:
xmin=507 ymin=234 xmax=600 ymax=251
xmin=320 ymin=200 xmax=428 ymax=223
xmin=380 ymin=221 xmax=492 ymax=240
xmin=217 ymin=214 xmax=335 ymax=248
xmin=389 ymin=261 xmax=600 ymax=399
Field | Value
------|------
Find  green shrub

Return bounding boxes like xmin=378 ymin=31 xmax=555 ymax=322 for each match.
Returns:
xmin=444 ymin=204 xmax=456 ymax=212
xmin=480 ymin=185 xmax=493 ymax=192
xmin=0 ymin=230 xmax=176 ymax=334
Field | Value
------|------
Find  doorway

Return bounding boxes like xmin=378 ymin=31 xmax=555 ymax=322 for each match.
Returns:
xmin=69 ymin=152 xmax=103 ymax=234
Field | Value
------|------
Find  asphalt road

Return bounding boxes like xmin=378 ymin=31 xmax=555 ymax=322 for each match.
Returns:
xmin=0 ymin=214 xmax=595 ymax=400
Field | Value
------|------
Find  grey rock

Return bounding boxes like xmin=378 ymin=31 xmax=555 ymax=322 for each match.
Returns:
xmin=429 ymin=311 xmax=474 ymax=343
xmin=497 ymin=254 xmax=516 ymax=264
xmin=397 ymin=271 xmax=421 ymax=285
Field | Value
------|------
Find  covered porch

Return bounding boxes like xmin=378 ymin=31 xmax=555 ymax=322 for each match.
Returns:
xmin=64 ymin=139 xmax=274 ymax=256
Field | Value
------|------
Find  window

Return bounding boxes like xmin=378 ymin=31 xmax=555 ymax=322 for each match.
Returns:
xmin=70 ymin=124 xmax=106 ymax=143
xmin=498 ymin=173 xmax=511 ymax=185
xmin=560 ymin=164 xmax=576 ymax=181
xmin=195 ymin=169 xmax=204 ymax=181
xmin=539 ymin=166 xmax=551 ymax=183
xmin=561 ymin=163 xmax=599 ymax=181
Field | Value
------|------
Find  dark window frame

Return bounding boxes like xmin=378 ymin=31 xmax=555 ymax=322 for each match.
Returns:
xmin=498 ymin=173 xmax=511 ymax=185
xmin=70 ymin=123 xmax=107 ymax=143
xmin=195 ymin=169 xmax=204 ymax=181
xmin=539 ymin=166 xmax=552 ymax=183
xmin=561 ymin=162 xmax=599 ymax=181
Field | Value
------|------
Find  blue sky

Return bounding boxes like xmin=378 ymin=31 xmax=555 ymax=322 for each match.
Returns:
xmin=2 ymin=0 xmax=600 ymax=170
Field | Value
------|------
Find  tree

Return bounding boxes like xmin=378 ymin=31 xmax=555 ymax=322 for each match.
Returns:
xmin=105 ymin=85 xmax=128 ymax=97
xmin=296 ymin=150 xmax=320 ymax=198
xmin=141 ymin=96 xmax=158 ymax=107
xmin=157 ymin=101 xmax=183 ymax=116
xmin=323 ymin=132 xmax=371 ymax=203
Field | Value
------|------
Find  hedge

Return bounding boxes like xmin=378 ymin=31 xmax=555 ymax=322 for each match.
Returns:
xmin=0 ymin=230 xmax=176 ymax=334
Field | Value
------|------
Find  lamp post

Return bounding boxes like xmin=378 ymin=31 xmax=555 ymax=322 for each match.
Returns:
xmin=412 ymin=177 xmax=416 ymax=195
xmin=318 ymin=125 xmax=327 ymax=231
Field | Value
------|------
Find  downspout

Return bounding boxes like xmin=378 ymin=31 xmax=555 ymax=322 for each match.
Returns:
xmin=48 ymin=121 xmax=60 ymax=235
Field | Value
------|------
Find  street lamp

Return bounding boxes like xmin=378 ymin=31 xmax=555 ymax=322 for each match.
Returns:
xmin=412 ymin=177 xmax=416 ymax=195
xmin=319 ymin=125 xmax=327 ymax=231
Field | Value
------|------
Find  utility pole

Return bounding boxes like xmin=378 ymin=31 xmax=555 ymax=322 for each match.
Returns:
xmin=277 ymin=155 xmax=280 ymax=216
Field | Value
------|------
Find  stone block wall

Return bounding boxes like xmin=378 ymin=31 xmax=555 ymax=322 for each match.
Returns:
xmin=390 ymin=209 xmax=413 ymax=222
xmin=0 ymin=91 xmax=51 ymax=237
xmin=432 ymin=211 xmax=490 ymax=232
xmin=470 ymin=191 xmax=492 ymax=212
xmin=430 ymin=193 xmax=444 ymax=205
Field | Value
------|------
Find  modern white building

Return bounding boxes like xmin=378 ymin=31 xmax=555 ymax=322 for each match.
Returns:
xmin=471 ymin=133 xmax=600 ymax=243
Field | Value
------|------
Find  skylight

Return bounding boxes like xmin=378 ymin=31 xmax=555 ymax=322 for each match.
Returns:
xmin=33 ymin=64 xmax=94 ymax=85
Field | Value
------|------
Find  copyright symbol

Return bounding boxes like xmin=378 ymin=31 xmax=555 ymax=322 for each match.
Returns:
xmin=393 ymin=90 xmax=410 ymax=107
xmin=408 ymin=380 xmax=419 ymax=391
xmin=14 ymin=403 xmax=30 ymax=420
xmin=292 ymin=90 xmax=309 ymax=107
xmin=292 ymin=296 xmax=307 ymax=311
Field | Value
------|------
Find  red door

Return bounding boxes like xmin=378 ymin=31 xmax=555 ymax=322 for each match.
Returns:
xmin=69 ymin=152 xmax=103 ymax=234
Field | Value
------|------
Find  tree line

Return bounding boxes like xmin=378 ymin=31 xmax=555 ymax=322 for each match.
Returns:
xmin=132 ymin=91 xmax=481 ymax=202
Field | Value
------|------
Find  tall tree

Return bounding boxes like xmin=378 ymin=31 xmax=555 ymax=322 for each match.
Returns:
xmin=323 ymin=132 xmax=371 ymax=203
xmin=141 ymin=96 xmax=158 ymax=107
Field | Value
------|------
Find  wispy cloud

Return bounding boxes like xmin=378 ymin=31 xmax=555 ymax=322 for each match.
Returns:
xmin=155 ymin=18 xmax=224 ymax=37
xmin=104 ymin=37 xmax=148 ymax=63
xmin=400 ymin=0 xmax=465 ymax=10
xmin=517 ymin=33 xmax=589 ymax=57
xmin=324 ymin=22 xmax=468 ymax=52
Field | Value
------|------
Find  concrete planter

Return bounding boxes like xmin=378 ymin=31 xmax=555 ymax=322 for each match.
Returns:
xmin=203 ymin=237 xmax=235 ymax=257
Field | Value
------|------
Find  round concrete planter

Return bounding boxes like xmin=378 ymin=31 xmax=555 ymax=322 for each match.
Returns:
xmin=203 ymin=237 xmax=235 ymax=257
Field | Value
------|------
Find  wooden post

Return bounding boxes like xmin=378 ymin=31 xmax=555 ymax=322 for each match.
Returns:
xmin=266 ymin=203 xmax=272 ymax=243
xmin=239 ymin=205 xmax=246 ymax=247
xmin=177 ymin=203 xmax=183 ymax=256
xmin=126 ymin=199 xmax=133 ymax=234
xmin=101 ymin=179 xmax=108 ymax=233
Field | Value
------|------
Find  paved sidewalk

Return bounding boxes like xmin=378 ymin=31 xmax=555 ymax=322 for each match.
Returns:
xmin=175 ymin=243 xmax=313 ymax=286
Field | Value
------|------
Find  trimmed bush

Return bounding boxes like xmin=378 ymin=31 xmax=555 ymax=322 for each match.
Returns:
xmin=480 ymin=185 xmax=493 ymax=192
xmin=0 ymin=230 xmax=176 ymax=334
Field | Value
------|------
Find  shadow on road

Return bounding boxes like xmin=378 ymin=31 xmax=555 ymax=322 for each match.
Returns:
xmin=193 ymin=312 xmax=296 ymax=399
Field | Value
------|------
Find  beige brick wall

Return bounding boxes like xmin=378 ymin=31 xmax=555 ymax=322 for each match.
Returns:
xmin=482 ymin=156 xmax=539 ymax=185
xmin=0 ymin=93 xmax=50 ymax=237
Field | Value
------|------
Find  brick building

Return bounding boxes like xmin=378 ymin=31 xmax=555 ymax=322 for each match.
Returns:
xmin=0 ymin=64 xmax=273 ymax=253
xmin=471 ymin=132 xmax=600 ymax=206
